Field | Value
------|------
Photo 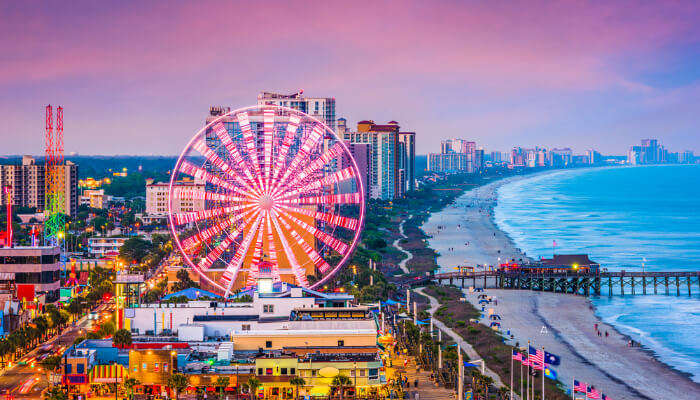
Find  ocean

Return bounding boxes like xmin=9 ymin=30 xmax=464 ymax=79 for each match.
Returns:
xmin=494 ymin=165 xmax=700 ymax=382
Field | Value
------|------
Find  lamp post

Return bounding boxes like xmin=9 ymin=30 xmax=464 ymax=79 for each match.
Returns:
xmin=353 ymin=361 xmax=357 ymax=399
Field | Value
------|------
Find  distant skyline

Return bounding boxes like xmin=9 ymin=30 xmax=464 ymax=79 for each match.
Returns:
xmin=1 ymin=1 xmax=699 ymax=156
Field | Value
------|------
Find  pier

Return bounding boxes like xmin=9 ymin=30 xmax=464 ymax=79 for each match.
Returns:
xmin=407 ymin=270 xmax=700 ymax=296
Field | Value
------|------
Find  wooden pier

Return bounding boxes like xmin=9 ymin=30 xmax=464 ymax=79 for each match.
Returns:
xmin=409 ymin=270 xmax=700 ymax=296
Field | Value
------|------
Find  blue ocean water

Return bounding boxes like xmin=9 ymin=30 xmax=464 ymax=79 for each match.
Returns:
xmin=494 ymin=165 xmax=700 ymax=382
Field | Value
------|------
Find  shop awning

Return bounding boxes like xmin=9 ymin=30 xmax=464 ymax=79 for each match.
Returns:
xmin=89 ymin=364 xmax=127 ymax=383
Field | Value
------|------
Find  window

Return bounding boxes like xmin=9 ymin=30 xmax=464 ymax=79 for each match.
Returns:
xmin=77 ymin=364 xmax=84 ymax=374
xmin=266 ymin=368 xmax=273 ymax=375
xmin=242 ymin=324 xmax=251 ymax=331
xmin=360 ymin=369 xmax=366 ymax=377
xmin=154 ymin=362 xmax=159 ymax=372
xmin=290 ymin=368 xmax=296 ymax=375
xmin=65 ymin=364 xmax=72 ymax=374
xmin=142 ymin=363 xmax=147 ymax=371
xmin=258 ymin=368 xmax=263 ymax=375
xmin=263 ymin=304 xmax=274 ymax=313
xmin=281 ymin=367 xmax=288 ymax=375
xmin=266 ymin=340 xmax=272 ymax=348
xmin=337 ymin=340 xmax=344 ymax=347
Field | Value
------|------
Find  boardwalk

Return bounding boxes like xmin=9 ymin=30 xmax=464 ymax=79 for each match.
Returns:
xmin=408 ymin=270 xmax=700 ymax=296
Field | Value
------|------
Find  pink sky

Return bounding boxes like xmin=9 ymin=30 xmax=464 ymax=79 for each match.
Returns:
xmin=1 ymin=0 xmax=699 ymax=155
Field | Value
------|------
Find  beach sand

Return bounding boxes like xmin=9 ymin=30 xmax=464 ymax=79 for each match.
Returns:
xmin=421 ymin=173 xmax=700 ymax=399
xmin=422 ymin=175 xmax=533 ymax=272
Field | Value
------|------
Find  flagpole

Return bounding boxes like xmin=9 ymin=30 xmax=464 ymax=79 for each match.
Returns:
xmin=571 ymin=378 xmax=575 ymax=400
xmin=520 ymin=356 xmax=523 ymax=400
xmin=510 ymin=351 xmax=514 ymax=400
xmin=526 ymin=341 xmax=530 ymax=400
xmin=542 ymin=346 xmax=545 ymax=400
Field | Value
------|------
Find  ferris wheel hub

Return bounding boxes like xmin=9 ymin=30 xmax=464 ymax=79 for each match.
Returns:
xmin=258 ymin=194 xmax=275 ymax=211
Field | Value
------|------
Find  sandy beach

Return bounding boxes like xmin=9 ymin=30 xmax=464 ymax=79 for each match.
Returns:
xmin=422 ymin=174 xmax=535 ymax=272
xmin=421 ymin=173 xmax=700 ymax=399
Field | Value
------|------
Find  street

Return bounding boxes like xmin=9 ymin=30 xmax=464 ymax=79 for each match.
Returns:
xmin=0 ymin=304 xmax=110 ymax=400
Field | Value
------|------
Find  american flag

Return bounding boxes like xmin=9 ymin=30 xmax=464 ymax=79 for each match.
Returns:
xmin=587 ymin=386 xmax=601 ymax=399
xmin=573 ymin=380 xmax=588 ymax=393
xmin=531 ymin=361 xmax=544 ymax=371
xmin=529 ymin=346 xmax=545 ymax=364
xmin=512 ymin=350 xmax=523 ymax=361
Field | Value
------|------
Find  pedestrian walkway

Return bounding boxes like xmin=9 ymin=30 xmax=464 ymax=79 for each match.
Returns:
xmin=394 ymin=216 xmax=413 ymax=274
xmin=414 ymin=287 xmax=520 ymax=400
xmin=388 ymin=348 xmax=455 ymax=400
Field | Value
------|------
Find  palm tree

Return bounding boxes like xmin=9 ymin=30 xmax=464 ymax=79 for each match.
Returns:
xmin=245 ymin=376 xmax=261 ymax=400
xmin=113 ymin=329 xmax=132 ymax=349
xmin=214 ymin=376 xmax=230 ymax=399
xmin=289 ymin=376 xmax=306 ymax=399
xmin=167 ymin=373 xmax=188 ymax=400
xmin=40 ymin=355 xmax=62 ymax=385
xmin=331 ymin=374 xmax=352 ymax=400
xmin=124 ymin=377 xmax=140 ymax=400
xmin=43 ymin=386 xmax=68 ymax=400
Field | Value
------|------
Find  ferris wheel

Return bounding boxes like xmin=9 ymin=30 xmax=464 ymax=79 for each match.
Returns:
xmin=168 ymin=105 xmax=365 ymax=296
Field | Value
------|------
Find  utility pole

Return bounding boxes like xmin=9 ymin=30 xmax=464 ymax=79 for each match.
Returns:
xmin=457 ymin=344 xmax=463 ymax=400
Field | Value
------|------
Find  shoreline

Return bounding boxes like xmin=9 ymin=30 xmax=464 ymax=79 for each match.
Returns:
xmin=419 ymin=170 xmax=700 ymax=399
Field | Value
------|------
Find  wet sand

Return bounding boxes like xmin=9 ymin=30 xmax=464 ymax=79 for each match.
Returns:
xmin=421 ymin=173 xmax=700 ymax=399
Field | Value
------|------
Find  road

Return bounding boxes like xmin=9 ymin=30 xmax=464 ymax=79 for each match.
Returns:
xmin=0 ymin=304 xmax=111 ymax=400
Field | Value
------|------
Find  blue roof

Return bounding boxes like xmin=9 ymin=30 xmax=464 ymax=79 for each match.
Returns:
xmin=162 ymin=287 xmax=223 ymax=300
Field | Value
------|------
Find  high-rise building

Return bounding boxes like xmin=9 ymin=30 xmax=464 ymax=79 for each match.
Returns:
xmin=145 ymin=178 xmax=205 ymax=218
xmin=342 ymin=142 xmax=372 ymax=199
xmin=549 ymin=148 xmax=573 ymax=167
xmin=257 ymin=90 xmax=336 ymax=130
xmin=429 ymin=139 xmax=480 ymax=173
xmin=680 ymin=150 xmax=695 ymax=164
xmin=586 ymin=150 xmax=602 ymax=165
xmin=344 ymin=120 xmax=399 ymax=200
xmin=398 ymin=132 xmax=416 ymax=192
xmin=0 ymin=156 xmax=78 ymax=216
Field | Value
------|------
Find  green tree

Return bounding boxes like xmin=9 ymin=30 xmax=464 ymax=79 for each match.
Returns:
xmin=331 ymin=374 xmax=352 ymax=400
xmin=214 ymin=376 xmax=230 ymax=398
xmin=40 ymin=355 xmax=62 ymax=384
xmin=43 ymin=386 xmax=68 ymax=400
xmin=290 ymin=376 xmax=306 ymax=399
xmin=124 ymin=377 xmax=140 ymax=400
xmin=113 ymin=329 xmax=132 ymax=348
xmin=167 ymin=373 xmax=189 ymax=400
xmin=244 ymin=376 xmax=261 ymax=400
xmin=119 ymin=237 xmax=153 ymax=263
xmin=172 ymin=269 xmax=198 ymax=291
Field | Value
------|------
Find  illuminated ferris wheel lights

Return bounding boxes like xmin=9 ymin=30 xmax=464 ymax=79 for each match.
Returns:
xmin=169 ymin=105 xmax=365 ymax=293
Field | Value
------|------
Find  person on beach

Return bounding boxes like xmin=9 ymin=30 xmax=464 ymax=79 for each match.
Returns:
xmin=605 ymin=331 xmax=609 ymax=338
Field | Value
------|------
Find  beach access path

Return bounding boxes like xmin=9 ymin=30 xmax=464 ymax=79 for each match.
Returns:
xmin=463 ymin=289 xmax=700 ymax=400
xmin=414 ymin=287 xmax=519 ymax=399
xmin=394 ymin=215 xmax=412 ymax=274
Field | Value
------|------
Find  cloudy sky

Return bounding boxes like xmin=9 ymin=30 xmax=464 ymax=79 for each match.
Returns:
xmin=2 ymin=0 xmax=699 ymax=155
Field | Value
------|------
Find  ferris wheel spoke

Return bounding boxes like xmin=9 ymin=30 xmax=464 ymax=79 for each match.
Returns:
xmin=262 ymin=110 xmax=274 ymax=190
xmin=172 ymin=204 xmax=246 ymax=225
xmin=222 ymin=213 xmax=264 ymax=296
xmin=279 ymin=166 xmax=357 ymax=201
xmin=264 ymin=214 xmax=281 ymax=281
xmin=277 ymin=212 xmax=349 ymax=255
xmin=274 ymin=124 xmax=324 ymax=192
xmin=178 ymin=160 xmax=238 ymax=193
xmin=236 ymin=112 xmax=265 ymax=189
xmin=281 ymin=193 xmax=362 ymax=206
xmin=244 ymin=216 xmax=267 ymax=287
xmin=277 ymin=203 xmax=359 ymax=231
xmin=271 ymin=114 xmax=301 ymax=184
xmin=269 ymin=212 xmax=309 ymax=286
xmin=179 ymin=207 xmax=257 ymax=253
xmin=211 ymin=122 xmax=263 ymax=192
xmin=171 ymin=186 xmax=251 ymax=204
xmin=274 ymin=142 xmax=345 ymax=196
xmin=274 ymin=212 xmax=332 ymax=274
xmin=192 ymin=139 xmax=261 ymax=197
xmin=195 ymin=210 xmax=260 ymax=271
